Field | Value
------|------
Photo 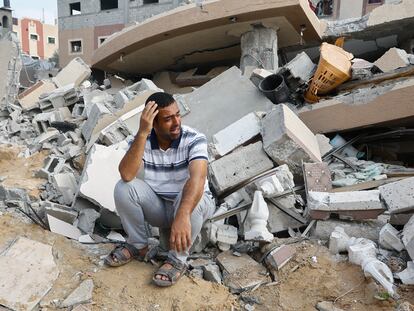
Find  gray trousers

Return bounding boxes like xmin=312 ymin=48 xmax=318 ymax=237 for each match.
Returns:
xmin=114 ymin=179 xmax=215 ymax=263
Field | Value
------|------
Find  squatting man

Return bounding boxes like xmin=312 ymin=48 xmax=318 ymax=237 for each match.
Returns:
xmin=105 ymin=92 xmax=215 ymax=286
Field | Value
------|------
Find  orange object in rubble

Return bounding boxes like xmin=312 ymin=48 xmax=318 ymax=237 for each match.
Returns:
xmin=305 ymin=42 xmax=353 ymax=103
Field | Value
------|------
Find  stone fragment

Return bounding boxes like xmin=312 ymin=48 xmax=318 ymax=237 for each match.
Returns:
xmin=373 ymin=47 xmax=410 ymax=73
xmin=202 ymin=264 xmax=222 ymax=284
xmin=216 ymin=251 xmax=269 ymax=293
xmin=81 ymin=103 xmax=111 ymax=141
xmin=0 ymin=237 xmax=59 ymax=311
xmin=212 ymin=112 xmax=262 ymax=157
xmin=43 ymin=201 xmax=78 ymax=224
xmin=303 ymin=162 xmax=332 ymax=193
xmin=402 ymin=215 xmax=414 ymax=260
xmin=379 ymin=177 xmax=414 ymax=214
xmin=379 ymin=223 xmax=405 ymax=252
xmin=307 ymin=190 xmax=385 ymax=220
xmin=216 ymin=224 xmax=238 ymax=251
xmin=397 ymin=261 xmax=414 ymax=285
xmin=312 ymin=218 xmax=387 ymax=243
xmin=189 ymin=268 xmax=204 ymax=279
xmin=209 ymin=142 xmax=273 ymax=196
xmin=53 ymin=57 xmax=91 ymax=88
xmin=48 ymin=214 xmax=82 ymax=240
xmin=181 ymin=66 xmax=273 ymax=141
xmin=77 ymin=207 xmax=100 ymax=233
xmin=261 ymin=104 xmax=321 ymax=175
xmin=316 ymin=301 xmax=345 ymax=311
xmin=249 ymin=68 xmax=273 ymax=87
xmin=61 ymin=279 xmax=94 ymax=308
xmin=284 ymin=51 xmax=315 ymax=83
xmin=264 ymin=244 xmax=295 ymax=270
xmin=18 ymin=80 xmax=57 ymax=111
xmin=52 ymin=172 xmax=77 ymax=205
xmin=316 ymin=134 xmax=333 ymax=157
xmin=34 ymin=128 xmax=59 ymax=144
xmin=79 ymin=143 xmax=126 ymax=213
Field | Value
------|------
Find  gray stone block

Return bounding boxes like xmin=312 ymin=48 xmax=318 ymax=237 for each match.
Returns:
xmin=284 ymin=51 xmax=315 ymax=83
xmin=61 ymin=279 xmax=94 ymax=308
xmin=379 ymin=177 xmax=414 ymax=214
xmin=81 ymin=103 xmax=111 ymax=141
xmin=202 ymin=264 xmax=222 ymax=284
xmin=261 ymin=104 xmax=321 ymax=175
xmin=402 ymin=215 xmax=414 ymax=260
xmin=209 ymin=142 xmax=273 ymax=195
xmin=379 ymin=223 xmax=405 ymax=252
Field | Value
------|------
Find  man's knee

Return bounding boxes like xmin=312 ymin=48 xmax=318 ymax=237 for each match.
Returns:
xmin=114 ymin=178 xmax=146 ymax=207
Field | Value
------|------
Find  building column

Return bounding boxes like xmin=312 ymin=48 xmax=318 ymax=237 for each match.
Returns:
xmin=240 ymin=24 xmax=278 ymax=74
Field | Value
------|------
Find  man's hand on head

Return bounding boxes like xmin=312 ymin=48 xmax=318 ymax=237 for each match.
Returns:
xmin=138 ymin=101 xmax=158 ymax=136
xmin=170 ymin=212 xmax=191 ymax=253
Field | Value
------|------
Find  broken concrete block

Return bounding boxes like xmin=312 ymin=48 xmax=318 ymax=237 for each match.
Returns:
xmin=216 ymin=251 xmax=269 ymax=293
xmin=48 ymin=214 xmax=82 ymax=240
xmin=329 ymin=226 xmax=351 ymax=254
xmin=244 ymin=191 xmax=274 ymax=242
xmin=390 ymin=212 xmax=414 ymax=226
xmin=284 ymin=51 xmax=315 ymax=83
xmin=216 ymin=224 xmax=238 ymax=251
xmin=303 ymin=162 xmax=332 ymax=193
xmin=189 ymin=268 xmax=204 ymax=279
xmin=255 ymin=164 xmax=295 ymax=197
xmin=373 ymin=47 xmax=410 ymax=73
xmin=379 ymin=223 xmax=405 ymax=252
xmin=35 ymin=155 xmax=66 ymax=179
xmin=53 ymin=57 xmax=91 ymax=88
xmin=114 ymin=78 xmax=161 ymax=108
xmin=312 ymin=218 xmax=387 ymax=243
xmin=264 ymin=244 xmax=295 ymax=270
xmin=379 ymin=177 xmax=414 ymax=214
xmin=249 ymin=68 xmax=273 ymax=87
xmin=18 ymin=80 xmax=57 ymax=111
xmin=81 ymin=103 xmax=111 ymax=141
xmin=267 ymin=197 xmax=303 ymax=233
xmin=34 ymin=128 xmax=60 ymax=144
xmin=79 ymin=143 xmax=126 ymax=213
xmin=77 ymin=207 xmax=100 ymax=233
xmin=61 ymin=279 xmax=94 ymax=308
xmin=212 ymin=112 xmax=262 ymax=157
xmin=52 ymin=172 xmax=77 ymax=205
xmin=316 ymin=301 xmax=345 ymax=311
xmin=72 ymin=103 xmax=85 ymax=118
xmin=202 ymin=264 xmax=222 ymax=284
xmin=0 ymin=237 xmax=59 ymax=311
xmin=181 ymin=66 xmax=273 ymax=141
xmin=316 ymin=134 xmax=333 ymax=157
xmin=98 ymin=119 xmax=132 ymax=146
xmin=209 ymin=142 xmax=273 ymax=196
xmin=402 ymin=215 xmax=414 ymax=260
xmin=43 ymin=201 xmax=78 ymax=225
xmin=261 ymin=104 xmax=321 ymax=175
xmin=397 ymin=261 xmax=414 ymax=285
xmin=307 ymin=190 xmax=385 ymax=220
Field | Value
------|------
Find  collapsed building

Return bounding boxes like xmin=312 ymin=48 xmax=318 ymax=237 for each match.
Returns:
xmin=0 ymin=0 xmax=414 ymax=310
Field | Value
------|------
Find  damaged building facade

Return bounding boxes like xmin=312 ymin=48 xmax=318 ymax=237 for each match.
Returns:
xmin=1 ymin=0 xmax=414 ymax=309
xmin=57 ymin=0 xmax=189 ymax=67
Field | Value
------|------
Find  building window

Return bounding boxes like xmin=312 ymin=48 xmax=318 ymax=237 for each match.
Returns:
xmin=312 ymin=0 xmax=333 ymax=17
xmin=12 ymin=17 xmax=18 ymax=26
xmin=48 ymin=37 xmax=56 ymax=44
xmin=70 ymin=2 xmax=81 ymax=15
xmin=100 ymin=0 xmax=118 ymax=10
xmin=98 ymin=36 xmax=108 ymax=47
xmin=69 ymin=40 xmax=82 ymax=54
xmin=30 ymin=33 xmax=39 ymax=41
xmin=143 ymin=0 xmax=159 ymax=4
xmin=368 ymin=0 xmax=382 ymax=3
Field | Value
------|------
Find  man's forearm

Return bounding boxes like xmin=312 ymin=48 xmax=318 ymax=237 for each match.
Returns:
xmin=177 ymin=176 xmax=205 ymax=217
xmin=118 ymin=132 xmax=147 ymax=181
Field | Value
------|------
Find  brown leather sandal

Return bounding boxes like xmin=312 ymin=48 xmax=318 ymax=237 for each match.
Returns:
xmin=104 ymin=243 xmax=145 ymax=267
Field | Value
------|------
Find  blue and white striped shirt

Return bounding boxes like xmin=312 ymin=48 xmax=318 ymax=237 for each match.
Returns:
xmin=143 ymin=125 xmax=210 ymax=201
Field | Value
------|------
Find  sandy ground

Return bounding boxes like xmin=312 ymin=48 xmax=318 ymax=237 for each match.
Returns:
xmin=0 ymin=144 xmax=48 ymax=198
xmin=0 ymin=214 xmax=413 ymax=311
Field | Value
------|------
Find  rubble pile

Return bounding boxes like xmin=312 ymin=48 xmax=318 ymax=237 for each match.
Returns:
xmin=1 ymin=25 xmax=414 ymax=311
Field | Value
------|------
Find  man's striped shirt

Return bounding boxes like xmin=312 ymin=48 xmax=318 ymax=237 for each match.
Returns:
xmin=142 ymin=125 xmax=210 ymax=201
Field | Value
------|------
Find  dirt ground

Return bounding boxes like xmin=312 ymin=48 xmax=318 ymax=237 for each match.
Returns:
xmin=0 ymin=144 xmax=47 ymax=198
xmin=0 ymin=214 xmax=413 ymax=311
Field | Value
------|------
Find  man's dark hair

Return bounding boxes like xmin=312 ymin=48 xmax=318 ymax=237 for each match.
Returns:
xmin=145 ymin=92 xmax=175 ymax=108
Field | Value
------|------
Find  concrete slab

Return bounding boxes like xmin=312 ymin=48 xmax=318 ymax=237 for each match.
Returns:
xmin=298 ymin=77 xmax=414 ymax=134
xmin=0 ymin=237 xmax=59 ymax=311
xmin=397 ymin=261 xmax=414 ymax=285
xmin=48 ymin=214 xmax=82 ymax=240
xmin=79 ymin=142 xmax=126 ymax=213
xmin=261 ymin=104 xmax=321 ymax=175
xmin=181 ymin=66 xmax=273 ymax=141
xmin=264 ymin=244 xmax=296 ymax=271
xmin=379 ymin=177 xmax=414 ymax=214
xmin=374 ymin=47 xmax=410 ymax=73
xmin=212 ymin=112 xmax=262 ymax=157
xmin=402 ymin=215 xmax=414 ymax=260
xmin=53 ymin=57 xmax=91 ymax=88
xmin=284 ymin=51 xmax=315 ymax=83
xmin=209 ymin=142 xmax=273 ymax=196
xmin=303 ymin=162 xmax=332 ymax=193
xmin=308 ymin=190 xmax=385 ymax=220
xmin=379 ymin=223 xmax=405 ymax=252
xmin=61 ymin=279 xmax=94 ymax=308
xmin=216 ymin=251 xmax=269 ymax=293
xmin=18 ymin=80 xmax=57 ymax=111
